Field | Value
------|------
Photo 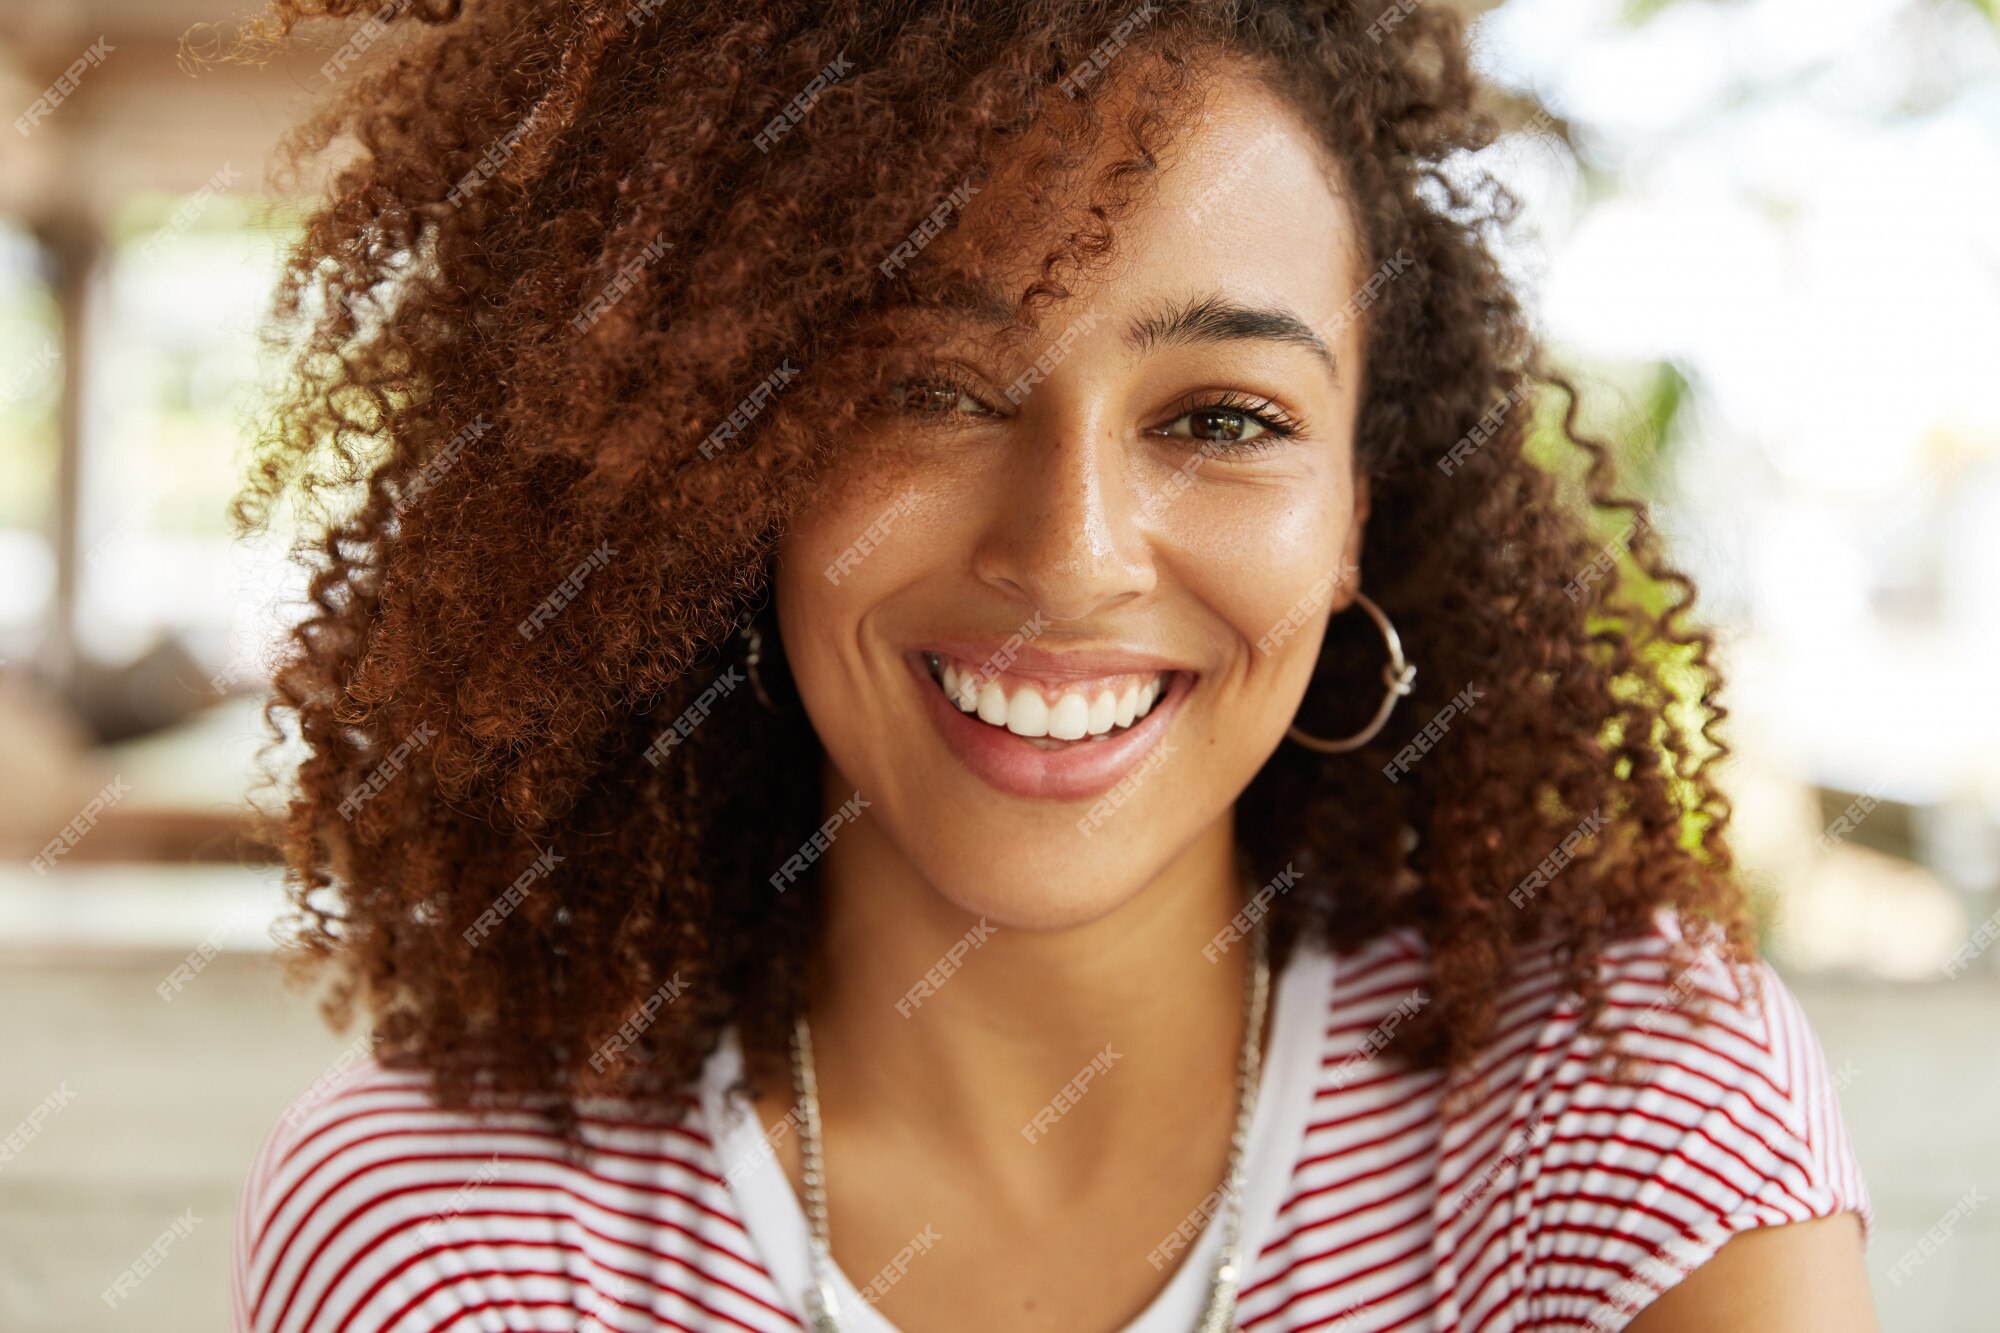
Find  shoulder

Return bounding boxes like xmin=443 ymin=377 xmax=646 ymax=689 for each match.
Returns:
xmin=1454 ymin=917 xmax=1873 ymax=1329
xmin=1302 ymin=918 xmax=1871 ymax=1330
xmin=230 ymin=1049 xmax=783 ymax=1333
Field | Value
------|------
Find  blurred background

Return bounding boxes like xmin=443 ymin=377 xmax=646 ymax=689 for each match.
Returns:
xmin=0 ymin=0 xmax=1995 ymax=1327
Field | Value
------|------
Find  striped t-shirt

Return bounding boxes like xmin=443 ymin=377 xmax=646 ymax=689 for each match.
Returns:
xmin=232 ymin=919 xmax=1871 ymax=1332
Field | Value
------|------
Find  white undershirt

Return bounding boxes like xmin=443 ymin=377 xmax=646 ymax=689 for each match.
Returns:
xmin=697 ymin=940 xmax=1335 ymax=1332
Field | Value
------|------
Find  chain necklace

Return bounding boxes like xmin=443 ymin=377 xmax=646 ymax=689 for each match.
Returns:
xmin=788 ymin=913 xmax=1271 ymax=1333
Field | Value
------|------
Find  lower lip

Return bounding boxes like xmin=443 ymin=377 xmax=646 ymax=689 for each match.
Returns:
xmin=904 ymin=656 xmax=1193 ymax=802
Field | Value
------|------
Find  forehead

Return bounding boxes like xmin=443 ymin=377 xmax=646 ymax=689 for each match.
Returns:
xmin=890 ymin=65 xmax=1367 ymax=353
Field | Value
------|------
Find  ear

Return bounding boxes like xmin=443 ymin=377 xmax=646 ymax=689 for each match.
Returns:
xmin=1336 ymin=467 xmax=1370 ymax=607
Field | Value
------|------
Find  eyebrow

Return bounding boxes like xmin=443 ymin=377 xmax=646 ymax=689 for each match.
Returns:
xmin=889 ymin=282 xmax=1340 ymax=387
xmin=1124 ymin=291 xmax=1340 ymax=387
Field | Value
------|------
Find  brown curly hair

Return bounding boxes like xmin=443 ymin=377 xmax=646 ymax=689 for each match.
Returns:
xmin=219 ymin=0 xmax=1755 ymax=1137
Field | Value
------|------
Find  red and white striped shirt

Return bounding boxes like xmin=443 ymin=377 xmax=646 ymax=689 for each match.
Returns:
xmin=232 ymin=916 xmax=1870 ymax=1332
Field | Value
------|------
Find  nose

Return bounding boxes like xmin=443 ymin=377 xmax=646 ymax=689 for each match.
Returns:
xmin=970 ymin=408 xmax=1157 ymax=621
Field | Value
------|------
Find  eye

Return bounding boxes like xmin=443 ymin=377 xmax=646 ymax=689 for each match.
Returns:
xmin=1149 ymin=391 xmax=1302 ymax=453
xmin=890 ymin=374 xmax=994 ymax=419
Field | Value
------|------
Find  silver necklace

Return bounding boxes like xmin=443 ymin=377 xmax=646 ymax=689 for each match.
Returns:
xmin=788 ymin=913 xmax=1271 ymax=1333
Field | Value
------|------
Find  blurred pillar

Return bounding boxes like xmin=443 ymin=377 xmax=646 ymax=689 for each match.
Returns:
xmin=29 ymin=209 xmax=104 ymax=681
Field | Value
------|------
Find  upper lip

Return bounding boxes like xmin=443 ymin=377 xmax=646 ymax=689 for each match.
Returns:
xmin=913 ymin=638 xmax=1196 ymax=683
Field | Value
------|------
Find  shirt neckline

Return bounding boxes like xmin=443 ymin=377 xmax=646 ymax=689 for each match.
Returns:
xmin=698 ymin=938 xmax=1334 ymax=1332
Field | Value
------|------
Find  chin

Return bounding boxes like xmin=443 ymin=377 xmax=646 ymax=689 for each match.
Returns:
xmin=872 ymin=793 xmax=1198 ymax=932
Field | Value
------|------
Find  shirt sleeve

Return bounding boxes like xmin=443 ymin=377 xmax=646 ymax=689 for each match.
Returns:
xmin=230 ymin=1054 xmax=756 ymax=1333
xmin=1514 ymin=942 xmax=1872 ymax=1331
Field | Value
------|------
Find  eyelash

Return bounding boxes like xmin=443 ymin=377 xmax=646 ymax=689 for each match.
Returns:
xmin=889 ymin=372 xmax=1304 ymax=456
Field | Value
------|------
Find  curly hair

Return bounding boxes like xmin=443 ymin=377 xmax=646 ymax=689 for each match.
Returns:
xmin=218 ymin=0 xmax=1755 ymax=1139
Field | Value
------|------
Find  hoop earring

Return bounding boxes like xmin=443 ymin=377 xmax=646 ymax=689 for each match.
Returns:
xmin=1284 ymin=589 xmax=1416 ymax=754
xmin=740 ymin=615 xmax=783 ymax=714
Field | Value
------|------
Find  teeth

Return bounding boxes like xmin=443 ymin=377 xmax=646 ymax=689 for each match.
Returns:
xmin=927 ymin=654 xmax=1172 ymax=743
xmin=977 ymin=679 xmax=1009 ymax=726
xmin=1048 ymin=694 xmax=1090 ymax=740
xmin=1006 ymin=689 xmax=1050 ymax=737
xmin=941 ymin=661 xmax=978 ymax=711
xmin=1087 ymin=691 xmax=1117 ymax=735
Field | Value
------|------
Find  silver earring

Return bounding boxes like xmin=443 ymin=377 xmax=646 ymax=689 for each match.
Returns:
xmin=1284 ymin=589 xmax=1416 ymax=754
xmin=740 ymin=617 xmax=781 ymax=713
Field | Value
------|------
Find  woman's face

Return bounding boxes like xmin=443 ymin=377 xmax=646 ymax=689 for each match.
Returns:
xmin=773 ymin=69 xmax=1372 ymax=930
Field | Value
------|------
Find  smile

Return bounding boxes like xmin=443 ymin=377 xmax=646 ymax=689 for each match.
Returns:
xmin=903 ymin=647 xmax=1195 ymax=802
xmin=920 ymin=651 xmax=1170 ymax=744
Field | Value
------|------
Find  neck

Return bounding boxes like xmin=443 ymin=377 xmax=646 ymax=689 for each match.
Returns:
xmin=797 ymin=768 xmax=1264 ymax=1213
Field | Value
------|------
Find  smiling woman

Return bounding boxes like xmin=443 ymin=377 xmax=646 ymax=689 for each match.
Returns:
xmin=220 ymin=1 xmax=1873 ymax=1331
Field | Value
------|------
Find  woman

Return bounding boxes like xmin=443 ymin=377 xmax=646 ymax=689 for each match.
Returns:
xmin=227 ymin=1 xmax=1875 ymax=1329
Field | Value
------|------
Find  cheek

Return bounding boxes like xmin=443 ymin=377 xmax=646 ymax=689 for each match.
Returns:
xmin=1156 ymin=477 xmax=1355 ymax=683
xmin=772 ymin=451 xmax=955 ymax=703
